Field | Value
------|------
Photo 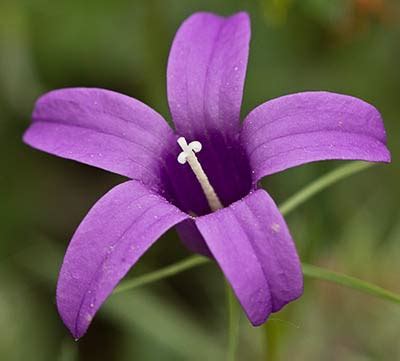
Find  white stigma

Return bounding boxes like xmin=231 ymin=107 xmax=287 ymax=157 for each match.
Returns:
xmin=177 ymin=137 xmax=223 ymax=212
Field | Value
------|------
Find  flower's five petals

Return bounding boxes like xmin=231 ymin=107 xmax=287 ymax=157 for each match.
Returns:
xmin=241 ymin=91 xmax=391 ymax=184
xmin=56 ymin=180 xmax=188 ymax=339
xmin=24 ymin=88 xmax=176 ymax=190
xmin=167 ymin=12 xmax=250 ymax=138
xmin=196 ymin=190 xmax=303 ymax=325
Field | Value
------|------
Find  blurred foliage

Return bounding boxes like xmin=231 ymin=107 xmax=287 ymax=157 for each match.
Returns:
xmin=0 ymin=0 xmax=399 ymax=360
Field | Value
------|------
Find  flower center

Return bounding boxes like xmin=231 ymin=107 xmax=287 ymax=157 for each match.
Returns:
xmin=177 ymin=137 xmax=223 ymax=212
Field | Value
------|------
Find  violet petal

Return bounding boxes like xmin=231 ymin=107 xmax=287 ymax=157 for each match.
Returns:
xmin=166 ymin=12 xmax=253 ymax=213
xmin=196 ymin=189 xmax=303 ymax=325
xmin=56 ymin=180 xmax=188 ymax=339
xmin=241 ymin=91 xmax=391 ymax=184
xmin=175 ymin=219 xmax=212 ymax=257
xmin=167 ymin=11 xmax=250 ymax=138
xmin=24 ymin=88 xmax=175 ymax=191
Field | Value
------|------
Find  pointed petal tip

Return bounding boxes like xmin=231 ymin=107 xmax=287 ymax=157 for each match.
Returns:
xmin=72 ymin=328 xmax=86 ymax=341
xmin=196 ymin=189 xmax=303 ymax=328
xmin=242 ymin=91 xmax=392 ymax=181
xmin=54 ymin=181 xmax=188 ymax=339
xmin=21 ymin=127 xmax=30 ymax=145
xmin=229 ymin=10 xmax=250 ymax=22
xmin=383 ymin=150 xmax=392 ymax=163
xmin=248 ymin=281 xmax=304 ymax=327
xmin=22 ymin=124 xmax=40 ymax=149
xmin=249 ymin=314 xmax=269 ymax=327
xmin=272 ymin=282 xmax=304 ymax=314
xmin=24 ymin=87 xmax=175 ymax=185
xmin=167 ymin=9 xmax=250 ymax=138
xmin=56 ymin=291 xmax=90 ymax=340
xmin=183 ymin=10 xmax=249 ymax=21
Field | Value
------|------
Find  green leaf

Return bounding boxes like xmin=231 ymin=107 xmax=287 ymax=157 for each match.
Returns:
xmin=302 ymin=263 xmax=400 ymax=305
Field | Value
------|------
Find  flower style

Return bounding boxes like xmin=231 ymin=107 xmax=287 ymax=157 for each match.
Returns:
xmin=23 ymin=12 xmax=390 ymax=339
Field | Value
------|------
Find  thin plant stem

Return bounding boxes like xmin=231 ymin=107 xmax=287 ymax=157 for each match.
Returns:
xmin=116 ymin=256 xmax=400 ymax=305
xmin=226 ymin=282 xmax=240 ymax=361
xmin=113 ymin=255 xmax=208 ymax=294
xmin=264 ymin=320 xmax=279 ymax=361
xmin=302 ymin=263 xmax=400 ymax=304
xmin=279 ymin=161 xmax=373 ymax=216
xmin=58 ymin=337 xmax=78 ymax=361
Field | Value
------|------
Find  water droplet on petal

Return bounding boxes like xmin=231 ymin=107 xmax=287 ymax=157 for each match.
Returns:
xmin=271 ymin=223 xmax=281 ymax=233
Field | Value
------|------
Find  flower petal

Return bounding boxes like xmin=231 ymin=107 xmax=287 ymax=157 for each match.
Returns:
xmin=195 ymin=189 xmax=303 ymax=325
xmin=24 ymin=88 xmax=176 ymax=190
xmin=241 ymin=92 xmax=391 ymax=183
xmin=56 ymin=180 xmax=188 ymax=339
xmin=175 ymin=219 xmax=212 ymax=257
xmin=167 ymin=11 xmax=250 ymax=138
xmin=166 ymin=12 xmax=253 ymax=210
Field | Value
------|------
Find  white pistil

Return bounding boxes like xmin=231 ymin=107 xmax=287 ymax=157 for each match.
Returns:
xmin=177 ymin=137 xmax=223 ymax=211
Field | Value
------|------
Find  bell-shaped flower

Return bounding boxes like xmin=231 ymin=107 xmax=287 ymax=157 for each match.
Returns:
xmin=23 ymin=12 xmax=390 ymax=339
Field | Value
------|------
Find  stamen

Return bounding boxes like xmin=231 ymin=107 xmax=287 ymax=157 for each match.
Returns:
xmin=177 ymin=137 xmax=223 ymax=211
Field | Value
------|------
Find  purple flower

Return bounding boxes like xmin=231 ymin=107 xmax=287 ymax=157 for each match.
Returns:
xmin=23 ymin=12 xmax=390 ymax=339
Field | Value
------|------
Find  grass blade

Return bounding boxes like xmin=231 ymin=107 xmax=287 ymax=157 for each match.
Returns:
xmin=113 ymin=255 xmax=208 ymax=294
xmin=302 ymin=263 xmax=400 ymax=304
xmin=279 ymin=161 xmax=373 ymax=216
xmin=116 ymin=256 xmax=400 ymax=306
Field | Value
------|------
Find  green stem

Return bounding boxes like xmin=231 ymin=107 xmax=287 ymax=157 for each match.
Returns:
xmin=116 ymin=255 xmax=400 ymax=305
xmin=302 ymin=263 xmax=400 ymax=304
xmin=113 ymin=255 xmax=208 ymax=294
xmin=279 ymin=161 xmax=372 ymax=216
xmin=264 ymin=320 xmax=279 ymax=361
xmin=226 ymin=282 xmax=240 ymax=361
xmin=58 ymin=337 xmax=78 ymax=361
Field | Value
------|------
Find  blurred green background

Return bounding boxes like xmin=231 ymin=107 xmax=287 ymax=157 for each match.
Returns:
xmin=1 ymin=0 xmax=399 ymax=360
